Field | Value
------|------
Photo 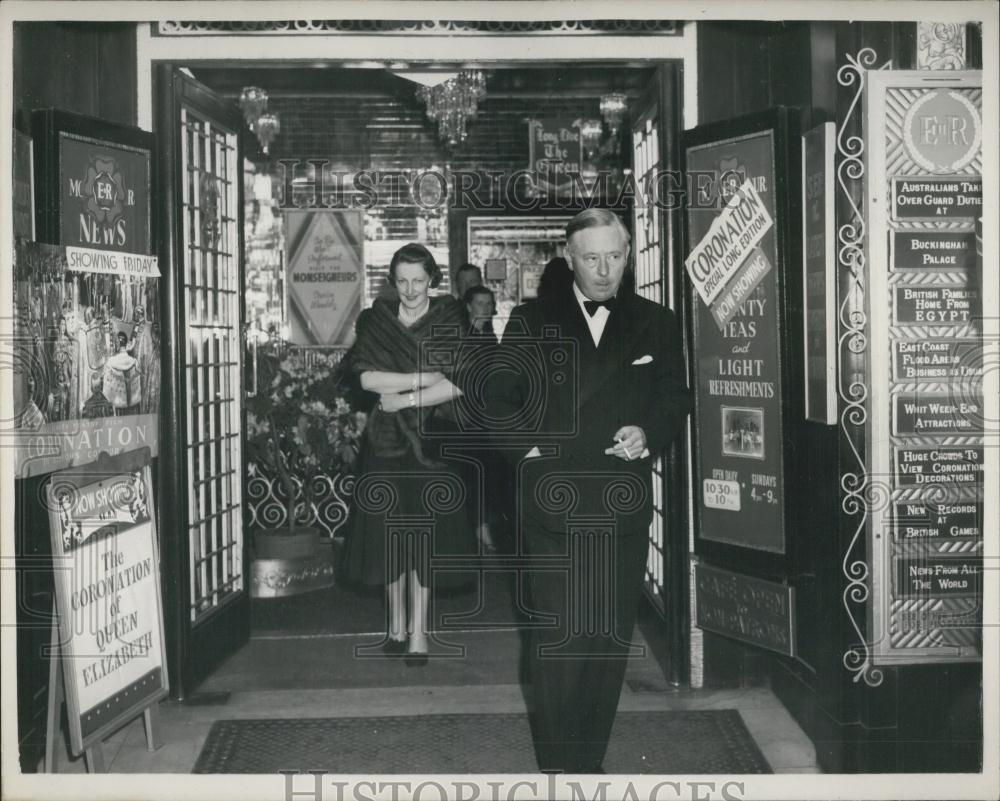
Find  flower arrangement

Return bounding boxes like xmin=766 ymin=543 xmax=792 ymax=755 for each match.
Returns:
xmin=245 ymin=342 xmax=367 ymax=534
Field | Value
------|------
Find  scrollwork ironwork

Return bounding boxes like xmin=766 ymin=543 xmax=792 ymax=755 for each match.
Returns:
xmin=245 ymin=461 xmax=354 ymax=539
xmin=836 ymin=47 xmax=887 ymax=688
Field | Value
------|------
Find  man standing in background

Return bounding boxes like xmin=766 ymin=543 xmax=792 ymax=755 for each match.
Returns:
xmin=454 ymin=262 xmax=484 ymax=300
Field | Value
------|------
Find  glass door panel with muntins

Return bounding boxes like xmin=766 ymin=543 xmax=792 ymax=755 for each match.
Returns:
xmin=632 ymin=107 xmax=668 ymax=614
xmin=180 ymin=106 xmax=243 ymax=623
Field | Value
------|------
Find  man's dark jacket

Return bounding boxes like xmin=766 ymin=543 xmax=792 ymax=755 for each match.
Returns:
xmin=485 ymin=284 xmax=692 ymax=535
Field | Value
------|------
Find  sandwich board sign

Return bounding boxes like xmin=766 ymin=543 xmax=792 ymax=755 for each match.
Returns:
xmin=44 ymin=447 xmax=168 ymax=769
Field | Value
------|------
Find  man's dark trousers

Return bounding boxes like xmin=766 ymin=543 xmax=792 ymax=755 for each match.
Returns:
xmin=524 ymin=523 xmax=649 ymax=773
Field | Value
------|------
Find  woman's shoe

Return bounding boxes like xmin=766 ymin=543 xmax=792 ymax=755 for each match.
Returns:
xmin=382 ymin=638 xmax=407 ymax=657
xmin=404 ymin=652 xmax=429 ymax=667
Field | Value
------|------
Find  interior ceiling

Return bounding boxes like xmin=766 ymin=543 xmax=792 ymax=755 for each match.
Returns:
xmin=189 ymin=64 xmax=656 ymax=98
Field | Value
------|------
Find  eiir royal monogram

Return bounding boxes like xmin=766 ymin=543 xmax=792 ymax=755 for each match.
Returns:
xmin=59 ymin=132 xmax=151 ymax=255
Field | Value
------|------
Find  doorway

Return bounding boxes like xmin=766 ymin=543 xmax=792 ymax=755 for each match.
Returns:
xmin=151 ymin=53 xmax=693 ymax=699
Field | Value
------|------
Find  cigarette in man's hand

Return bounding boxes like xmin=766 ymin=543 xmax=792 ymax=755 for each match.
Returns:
xmin=616 ymin=435 xmax=632 ymax=460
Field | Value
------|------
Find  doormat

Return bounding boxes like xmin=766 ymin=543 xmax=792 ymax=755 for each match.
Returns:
xmin=193 ymin=710 xmax=771 ymax=774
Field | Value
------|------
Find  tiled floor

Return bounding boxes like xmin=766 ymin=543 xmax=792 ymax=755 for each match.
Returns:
xmin=45 ymin=628 xmax=821 ymax=775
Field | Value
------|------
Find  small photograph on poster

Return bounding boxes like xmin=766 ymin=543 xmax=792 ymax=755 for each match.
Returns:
xmin=721 ymin=406 xmax=765 ymax=460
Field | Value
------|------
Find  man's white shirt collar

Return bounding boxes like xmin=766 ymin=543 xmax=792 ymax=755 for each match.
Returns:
xmin=573 ymin=281 xmax=611 ymax=346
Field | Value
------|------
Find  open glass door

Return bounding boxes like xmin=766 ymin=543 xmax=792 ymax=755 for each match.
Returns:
xmin=630 ymin=63 xmax=690 ymax=686
xmin=155 ymin=65 xmax=248 ymax=698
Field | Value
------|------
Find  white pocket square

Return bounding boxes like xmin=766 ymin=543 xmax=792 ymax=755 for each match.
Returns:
xmin=631 ymin=354 xmax=654 ymax=365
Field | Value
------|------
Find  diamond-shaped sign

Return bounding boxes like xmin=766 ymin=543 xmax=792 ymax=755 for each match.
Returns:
xmin=285 ymin=211 xmax=364 ymax=346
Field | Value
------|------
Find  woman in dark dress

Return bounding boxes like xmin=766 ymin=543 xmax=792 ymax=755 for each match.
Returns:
xmin=342 ymin=244 xmax=473 ymax=664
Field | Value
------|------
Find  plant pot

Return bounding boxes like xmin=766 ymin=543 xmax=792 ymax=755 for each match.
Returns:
xmin=253 ymin=526 xmax=320 ymax=560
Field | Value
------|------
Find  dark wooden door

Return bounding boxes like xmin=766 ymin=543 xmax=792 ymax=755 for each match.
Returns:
xmin=629 ymin=62 xmax=690 ymax=686
xmin=154 ymin=65 xmax=249 ymax=698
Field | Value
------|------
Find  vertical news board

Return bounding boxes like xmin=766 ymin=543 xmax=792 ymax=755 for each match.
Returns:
xmin=865 ymin=72 xmax=983 ymax=665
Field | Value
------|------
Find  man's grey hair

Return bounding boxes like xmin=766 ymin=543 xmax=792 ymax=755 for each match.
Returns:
xmin=565 ymin=208 xmax=631 ymax=246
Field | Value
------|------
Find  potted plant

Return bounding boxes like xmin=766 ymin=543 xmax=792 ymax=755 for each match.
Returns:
xmin=246 ymin=341 xmax=366 ymax=560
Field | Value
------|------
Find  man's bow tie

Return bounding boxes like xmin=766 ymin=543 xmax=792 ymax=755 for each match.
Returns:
xmin=583 ymin=298 xmax=616 ymax=317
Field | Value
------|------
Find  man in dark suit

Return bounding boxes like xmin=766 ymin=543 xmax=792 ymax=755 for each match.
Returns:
xmin=487 ymin=208 xmax=692 ymax=773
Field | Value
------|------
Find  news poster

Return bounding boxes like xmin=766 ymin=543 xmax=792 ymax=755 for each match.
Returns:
xmin=58 ymin=132 xmax=151 ymax=256
xmin=284 ymin=209 xmax=364 ymax=346
xmin=10 ymin=240 xmax=161 ymax=478
xmin=871 ymin=77 xmax=983 ymax=663
xmin=8 ymin=124 xmax=160 ymax=478
xmin=684 ymin=130 xmax=786 ymax=553
xmin=45 ymin=450 xmax=168 ymax=752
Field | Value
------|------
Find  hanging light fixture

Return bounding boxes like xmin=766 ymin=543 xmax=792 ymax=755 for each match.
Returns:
xmin=599 ymin=92 xmax=628 ymax=136
xmin=580 ymin=119 xmax=603 ymax=140
xmin=416 ymin=70 xmax=487 ymax=147
xmin=239 ymin=86 xmax=281 ymax=155
xmin=254 ymin=113 xmax=280 ymax=155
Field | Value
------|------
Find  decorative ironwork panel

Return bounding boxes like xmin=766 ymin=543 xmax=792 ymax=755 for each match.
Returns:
xmin=181 ymin=106 xmax=244 ymax=622
xmin=836 ymin=47 xmax=887 ymax=688
xmin=155 ymin=19 xmax=680 ymax=37
xmin=245 ymin=464 xmax=354 ymax=540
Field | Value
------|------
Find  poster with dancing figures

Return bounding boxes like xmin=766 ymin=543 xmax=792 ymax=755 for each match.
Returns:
xmin=10 ymin=239 xmax=161 ymax=477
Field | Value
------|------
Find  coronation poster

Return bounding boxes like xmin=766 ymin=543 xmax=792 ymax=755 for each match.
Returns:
xmin=685 ymin=131 xmax=786 ymax=553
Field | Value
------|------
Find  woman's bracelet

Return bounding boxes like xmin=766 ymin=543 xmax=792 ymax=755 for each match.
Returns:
xmin=409 ymin=391 xmax=417 ymax=408
xmin=412 ymin=373 xmax=419 ymax=392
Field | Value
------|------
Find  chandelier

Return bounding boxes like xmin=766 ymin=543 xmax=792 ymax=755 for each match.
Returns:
xmin=239 ymin=86 xmax=281 ymax=155
xmin=416 ymin=70 xmax=487 ymax=147
xmin=599 ymin=92 xmax=628 ymax=136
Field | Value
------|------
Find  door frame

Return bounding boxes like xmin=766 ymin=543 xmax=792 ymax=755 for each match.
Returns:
xmin=629 ymin=62 xmax=693 ymax=687
xmin=154 ymin=63 xmax=249 ymax=699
